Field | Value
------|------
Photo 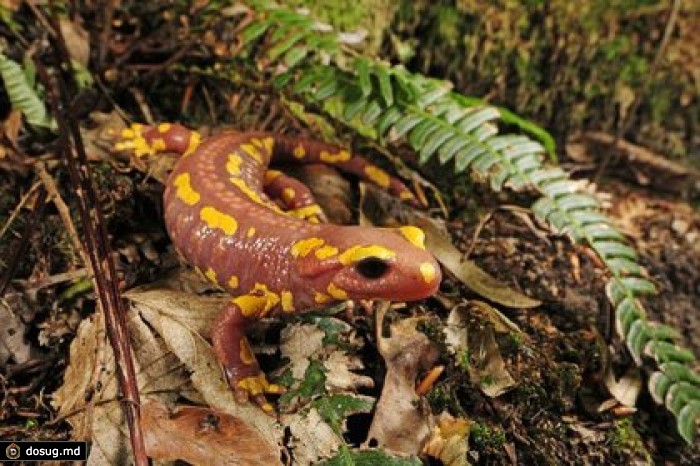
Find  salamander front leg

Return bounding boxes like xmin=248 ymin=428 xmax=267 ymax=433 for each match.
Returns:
xmin=211 ymin=298 xmax=284 ymax=413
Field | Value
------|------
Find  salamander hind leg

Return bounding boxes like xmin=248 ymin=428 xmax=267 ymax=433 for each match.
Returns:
xmin=114 ymin=122 xmax=202 ymax=158
xmin=211 ymin=296 xmax=284 ymax=413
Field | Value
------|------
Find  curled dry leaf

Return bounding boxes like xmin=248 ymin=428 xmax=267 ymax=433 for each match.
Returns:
xmin=422 ymin=413 xmax=471 ymax=466
xmin=603 ymin=367 xmax=642 ymax=410
xmin=359 ymin=183 xmax=540 ymax=309
xmin=367 ymin=314 xmax=439 ymax=456
xmin=142 ymin=400 xmax=280 ymax=465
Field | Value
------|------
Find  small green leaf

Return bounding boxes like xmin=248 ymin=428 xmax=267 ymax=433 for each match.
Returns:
xmin=455 ymin=106 xmax=500 ymax=133
xmin=529 ymin=167 xmax=568 ymax=186
xmin=454 ymin=145 xmax=488 ymax=172
xmin=619 ymin=276 xmax=656 ymax=295
xmin=605 ymin=257 xmax=643 ymax=276
xmin=355 ymin=58 xmax=371 ymax=98
xmin=419 ymin=127 xmax=454 ymax=163
xmin=321 ymin=447 xmax=422 ymax=466
xmin=677 ymin=400 xmax=700 ymax=444
xmin=437 ymin=135 xmax=469 ymax=164
xmin=376 ymin=66 xmax=394 ymax=106
xmin=240 ymin=21 xmax=270 ymax=44
xmin=392 ymin=113 xmax=424 ymax=138
xmin=408 ymin=119 xmax=439 ymax=149
xmin=615 ymin=297 xmax=643 ymax=336
xmin=594 ymin=241 xmax=638 ymax=261
xmin=312 ymin=394 xmax=374 ymax=434
xmin=283 ymin=46 xmax=308 ymax=68
xmin=268 ymin=31 xmax=307 ymax=61
xmin=555 ymin=193 xmax=598 ymax=211
xmin=376 ymin=106 xmax=402 ymax=137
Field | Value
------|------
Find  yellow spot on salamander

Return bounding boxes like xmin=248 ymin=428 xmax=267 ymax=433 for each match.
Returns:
xmin=173 ymin=173 xmax=201 ymax=205
xmin=320 ymin=150 xmax=351 ymax=163
xmin=282 ymin=188 xmax=296 ymax=203
xmin=228 ymin=275 xmax=239 ymax=289
xmin=204 ymin=268 xmax=217 ymax=284
xmin=239 ymin=339 xmax=256 ymax=366
xmin=264 ymin=169 xmax=283 ymax=184
xmin=327 ymin=283 xmax=348 ymax=300
xmin=262 ymin=137 xmax=274 ymax=154
xmin=234 ymin=294 xmax=268 ymax=317
xmin=157 ymin=123 xmax=171 ymax=133
xmin=291 ymin=237 xmax=325 ymax=258
xmin=236 ymin=373 xmax=280 ymax=397
xmin=281 ymin=291 xmax=294 ymax=313
xmin=399 ymin=191 xmax=415 ymax=201
xmin=251 ymin=282 xmax=280 ymax=317
xmin=226 ymin=153 xmax=243 ymax=176
xmin=398 ymin=226 xmax=426 ymax=250
xmin=241 ymin=143 xmax=264 ymax=164
xmin=338 ymin=245 xmax=396 ymax=266
xmin=288 ymin=205 xmax=323 ymax=220
xmin=230 ymin=178 xmax=274 ymax=209
xmin=151 ymin=138 xmax=167 ymax=152
xmin=315 ymin=245 xmax=338 ymax=260
xmin=364 ymin=165 xmax=391 ymax=188
xmin=251 ymin=137 xmax=274 ymax=155
xmin=314 ymin=292 xmax=331 ymax=304
xmin=200 ymin=206 xmax=238 ymax=235
xmin=182 ymin=131 xmax=202 ymax=157
xmin=293 ymin=144 xmax=306 ymax=159
xmin=247 ymin=227 xmax=256 ymax=238
xmin=420 ymin=262 xmax=437 ymax=284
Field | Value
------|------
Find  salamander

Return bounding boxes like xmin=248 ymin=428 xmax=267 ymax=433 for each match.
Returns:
xmin=116 ymin=123 xmax=442 ymax=411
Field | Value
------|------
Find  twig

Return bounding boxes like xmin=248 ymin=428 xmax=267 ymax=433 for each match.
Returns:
xmin=34 ymin=3 xmax=147 ymax=464
xmin=0 ymin=181 xmax=42 ymax=242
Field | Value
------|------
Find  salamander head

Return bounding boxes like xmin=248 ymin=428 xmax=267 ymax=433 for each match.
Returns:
xmin=293 ymin=225 xmax=441 ymax=303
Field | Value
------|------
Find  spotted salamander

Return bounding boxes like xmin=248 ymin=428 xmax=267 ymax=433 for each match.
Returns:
xmin=116 ymin=123 xmax=442 ymax=411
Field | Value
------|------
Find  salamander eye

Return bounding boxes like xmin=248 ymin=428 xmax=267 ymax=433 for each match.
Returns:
xmin=354 ymin=257 xmax=390 ymax=280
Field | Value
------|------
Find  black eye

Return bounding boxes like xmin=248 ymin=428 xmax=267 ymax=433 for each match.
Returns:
xmin=355 ymin=257 xmax=390 ymax=279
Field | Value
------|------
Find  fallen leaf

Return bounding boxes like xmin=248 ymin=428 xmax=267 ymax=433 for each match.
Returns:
xmin=422 ymin=413 xmax=471 ymax=466
xmin=59 ymin=18 xmax=90 ymax=66
xmin=283 ymin=408 xmax=342 ymax=464
xmin=603 ymin=367 xmax=641 ymax=408
xmin=367 ymin=312 xmax=439 ymax=456
xmin=142 ymin=400 xmax=280 ymax=465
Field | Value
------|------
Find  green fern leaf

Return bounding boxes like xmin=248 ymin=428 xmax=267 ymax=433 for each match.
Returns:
xmin=375 ymin=66 xmax=394 ymax=107
xmin=376 ymin=106 xmax=402 ymax=137
xmin=419 ymin=127 xmax=454 ymax=163
xmin=645 ymin=341 xmax=696 ymax=364
xmin=677 ymin=400 xmax=700 ymax=444
xmin=355 ymin=58 xmax=371 ymax=98
xmin=392 ymin=113 xmax=424 ymax=138
xmin=437 ymin=136 xmax=470 ymax=164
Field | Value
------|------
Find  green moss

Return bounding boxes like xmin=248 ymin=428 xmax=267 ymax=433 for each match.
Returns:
xmin=610 ymin=418 xmax=652 ymax=462
xmin=470 ymin=421 xmax=506 ymax=451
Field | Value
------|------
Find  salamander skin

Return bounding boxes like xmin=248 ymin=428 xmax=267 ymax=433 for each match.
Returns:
xmin=116 ymin=123 xmax=442 ymax=411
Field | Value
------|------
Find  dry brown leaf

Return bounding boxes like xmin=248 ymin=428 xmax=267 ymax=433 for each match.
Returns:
xmin=279 ymin=323 xmax=326 ymax=379
xmin=54 ymin=286 xmax=282 ymax=463
xmin=283 ymin=408 xmax=342 ymax=464
xmin=603 ymin=367 xmax=642 ymax=409
xmin=422 ymin=413 xmax=471 ymax=466
xmin=143 ymin=400 xmax=280 ymax=465
xmin=367 ymin=315 xmax=438 ymax=455
xmin=59 ymin=18 xmax=90 ymax=66
xmin=324 ymin=350 xmax=374 ymax=392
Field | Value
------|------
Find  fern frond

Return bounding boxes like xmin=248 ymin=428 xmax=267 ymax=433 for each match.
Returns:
xmin=231 ymin=1 xmax=700 ymax=442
